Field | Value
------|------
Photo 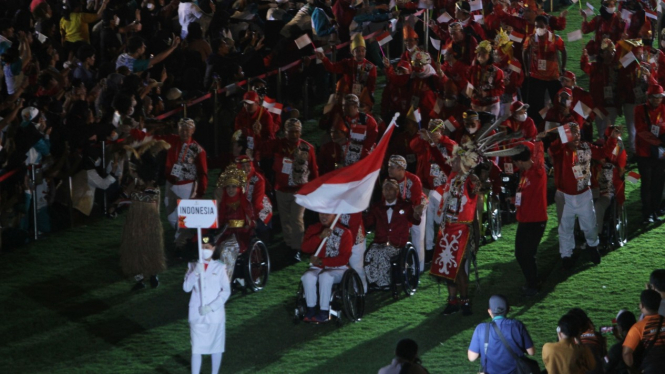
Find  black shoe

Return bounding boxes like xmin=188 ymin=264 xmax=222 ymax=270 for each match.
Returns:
xmin=652 ymin=214 xmax=663 ymax=223
xmin=441 ymin=300 xmax=460 ymax=315
xmin=424 ymin=250 xmax=434 ymax=264
xmin=460 ymin=299 xmax=473 ymax=316
xmin=150 ymin=275 xmax=159 ymax=288
xmin=131 ymin=281 xmax=146 ymax=291
xmin=522 ymin=287 xmax=539 ymax=297
xmin=588 ymin=246 xmax=601 ymax=265
xmin=643 ymin=216 xmax=654 ymax=225
xmin=561 ymin=256 xmax=575 ymax=270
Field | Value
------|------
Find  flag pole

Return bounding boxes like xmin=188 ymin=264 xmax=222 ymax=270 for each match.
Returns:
xmin=197 ymin=227 xmax=205 ymax=307
xmin=313 ymin=213 xmax=341 ymax=257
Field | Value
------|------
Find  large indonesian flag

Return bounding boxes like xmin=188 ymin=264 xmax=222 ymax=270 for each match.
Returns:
xmin=295 ymin=114 xmax=399 ymax=213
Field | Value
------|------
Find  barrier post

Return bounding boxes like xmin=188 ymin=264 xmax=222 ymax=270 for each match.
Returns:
xmin=101 ymin=141 xmax=107 ymax=216
xmin=183 ymin=102 xmax=188 ymax=118
xmin=30 ymin=166 xmax=38 ymax=241
xmin=276 ymin=68 xmax=283 ymax=103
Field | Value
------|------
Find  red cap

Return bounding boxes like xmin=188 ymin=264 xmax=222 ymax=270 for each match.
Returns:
xmin=647 ymin=84 xmax=665 ymax=97
xmin=396 ymin=60 xmax=412 ymax=74
xmin=561 ymin=70 xmax=576 ymax=81
xmin=557 ymin=87 xmax=573 ymax=97
xmin=243 ymin=91 xmax=260 ymax=104
xmin=510 ymin=100 xmax=529 ymax=113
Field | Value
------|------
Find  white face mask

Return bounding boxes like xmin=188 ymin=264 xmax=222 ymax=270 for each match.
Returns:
xmin=604 ymin=6 xmax=615 ymax=13
xmin=536 ymin=27 xmax=547 ymax=37
xmin=514 ymin=113 xmax=527 ymax=122
xmin=445 ymin=99 xmax=456 ymax=108
xmin=203 ymin=249 xmax=214 ymax=260
xmin=467 ymin=126 xmax=479 ymax=134
xmin=146 ymin=2 xmax=155 ymax=10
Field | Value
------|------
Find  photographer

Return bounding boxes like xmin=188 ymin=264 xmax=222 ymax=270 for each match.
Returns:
xmin=647 ymin=269 xmax=665 ymax=316
xmin=604 ymin=310 xmax=637 ymax=374
xmin=622 ymin=289 xmax=665 ymax=372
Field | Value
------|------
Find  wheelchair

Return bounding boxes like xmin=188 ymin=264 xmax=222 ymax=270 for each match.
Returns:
xmin=365 ymin=241 xmax=420 ymax=300
xmin=600 ymin=197 xmax=628 ymax=249
xmin=294 ymin=268 xmax=365 ymax=326
xmin=232 ymin=237 xmax=271 ymax=293
xmin=498 ymin=172 xmax=519 ymax=224
xmin=480 ymin=190 xmax=502 ymax=243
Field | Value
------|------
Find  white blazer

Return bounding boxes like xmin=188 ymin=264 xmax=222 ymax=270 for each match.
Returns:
xmin=183 ymin=261 xmax=231 ymax=324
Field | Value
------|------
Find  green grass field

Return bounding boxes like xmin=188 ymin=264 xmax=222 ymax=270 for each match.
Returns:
xmin=1 ymin=8 xmax=663 ymax=374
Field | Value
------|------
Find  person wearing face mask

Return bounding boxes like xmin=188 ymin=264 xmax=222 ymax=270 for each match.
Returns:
xmin=235 ymin=156 xmax=272 ymax=243
xmin=498 ymin=101 xmax=537 ymax=180
xmin=316 ymin=33 xmax=377 ymax=99
xmin=522 ymin=15 xmax=567 ymax=122
xmin=452 ymin=0 xmax=486 ymax=42
xmin=581 ymin=41 xmax=621 ymax=139
xmin=616 ymin=40 xmax=658 ymax=153
xmin=633 ymin=84 xmax=665 ymax=224
xmin=493 ymin=29 xmax=524 ymax=118
xmin=540 ymin=123 xmax=621 ymax=270
xmin=184 ymin=235 xmax=231 ymax=374
xmin=541 ymin=88 xmax=584 ymax=135
xmin=467 ymin=41 xmax=505 ymax=117
xmin=580 ymin=0 xmax=624 ymax=57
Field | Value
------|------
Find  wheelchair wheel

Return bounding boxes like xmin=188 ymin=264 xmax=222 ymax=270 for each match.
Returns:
xmin=487 ymin=193 xmax=502 ymax=241
xmin=340 ymin=269 xmax=365 ymax=322
xmin=401 ymin=245 xmax=420 ymax=297
xmin=294 ymin=282 xmax=306 ymax=324
xmin=613 ymin=203 xmax=627 ymax=247
xmin=244 ymin=239 xmax=270 ymax=292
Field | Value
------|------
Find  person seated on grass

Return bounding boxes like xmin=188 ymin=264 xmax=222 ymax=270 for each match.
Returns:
xmin=300 ymin=212 xmax=353 ymax=323
xmin=647 ymin=269 xmax=665 ymax=316
xmin=542 ymin=314 xmax=596 ymax=374
xmin=363 ymin=178 xmax=422 ymax=289
xmin=622 ymin=289 xmax=665 ymax=373
xmin=378 ymin=338 xmax=430 ymax=374
xmin=566 ymin=307 xmax=606 ymax=374
xmin=604 ymin=309 xmax=636 ymax=374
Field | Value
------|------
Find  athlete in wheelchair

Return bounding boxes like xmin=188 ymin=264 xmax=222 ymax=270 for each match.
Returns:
xmin=213 ymin=165 xmax=270 ymax=293
xmin=295 ymin=212 xmax=365 ymax=324
xmin=363 ymin=178 xmax=423 ymax=299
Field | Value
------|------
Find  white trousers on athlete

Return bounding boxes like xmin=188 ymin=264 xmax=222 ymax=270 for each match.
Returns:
xmin=558 ymin=189 xmax=599 ymax=258
xmin=301 ymin=266 xmax=346 ymax=311
xmin=348 ymin=240 xmax=367 ymax=292
xmin=410 ymin=207 xmax=426 ymax=272
xmin=424 ymin=189 xmax=442 ymax=251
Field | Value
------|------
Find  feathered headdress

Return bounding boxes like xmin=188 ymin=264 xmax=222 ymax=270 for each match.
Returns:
xmin=123 ymin=135 xmax=171 ymax=183
xmin=494 ymin=28 xmax=514 ymax=58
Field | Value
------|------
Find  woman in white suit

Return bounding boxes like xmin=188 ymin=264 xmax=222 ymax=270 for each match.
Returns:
xmin=183 ymin=236 xmax=231 ymax=374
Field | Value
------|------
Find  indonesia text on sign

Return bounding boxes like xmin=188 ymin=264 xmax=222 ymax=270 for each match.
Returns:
xmin=177 ymin=199 xmax=218 ymax=229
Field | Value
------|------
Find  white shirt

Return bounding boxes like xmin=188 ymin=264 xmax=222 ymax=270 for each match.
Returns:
xmin=386 ymin=200 xmax=396 ymax=224
xmin=378 ymin=358 xmax=403 ymax=374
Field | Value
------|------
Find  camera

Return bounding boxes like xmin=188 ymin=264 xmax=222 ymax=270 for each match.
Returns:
xmin=600 ymin=326 xmax=614 ymax=334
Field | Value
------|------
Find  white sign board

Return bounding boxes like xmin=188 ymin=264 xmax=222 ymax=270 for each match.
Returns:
xmin=177 ymin=199 xmax=218 ymax=229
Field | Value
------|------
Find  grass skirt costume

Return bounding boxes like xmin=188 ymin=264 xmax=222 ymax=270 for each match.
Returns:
xmin=119 ymin=189 xmax=166 ymax=277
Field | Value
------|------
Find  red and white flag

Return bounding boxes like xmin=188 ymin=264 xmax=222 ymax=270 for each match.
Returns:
xmin=509 ymin=31 xmax=524 ymax=43
xmin=268 ymin=102 xmax=283 ymax=115
xmin=262 ymin=96 xmax=277 ymax=109
xmin=626 ymin=171 xmax=641 ymax=184
xmin=558 ymin=123 xmax=574 ymax=143
xmin=444 ymin=116 xmax=460 ymax=132
xmin=573 ymin=100 xmax=592 ymax=119
xmin=645 ymin=9 xmax=657 ymax=20
xmin=508 ymin=59 xmax=522 ymax=73
xmin=294 ymin=34 xmax=313 ymax=49
xmin=376 ymin=31 xmax=393 ymax=46
xmin=295 ymin=114 xmax=400 ymax=213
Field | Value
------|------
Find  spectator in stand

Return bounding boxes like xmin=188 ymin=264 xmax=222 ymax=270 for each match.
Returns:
xmin=116 ymin=35 xmax=181 ymax=74
xmin=178 ymin=0 xmax=215 ymax=40
xmin=468 ymin=295 xmax=535 ymax=374
xmin=60 ymin=0 xmax=109 ymax=59
xmin=542 ymin=314 xmax=597 ymax=373
xmin=622 ymin=289 xmax=665 ymax=372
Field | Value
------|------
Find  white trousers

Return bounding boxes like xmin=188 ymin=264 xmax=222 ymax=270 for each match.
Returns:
xmin=301 ymin=266 xmax=346 ymax=311
xmin=558 ymin=189 xmax=599 ymax=257
xmin=425 ymin=189 xmax=442 ymax=250
xmin=166 ymin=182 xmax=196 ymax=238
xmin=622 ymin=103 xmax=636 ymax=152
xmin=410 ymin=206 xmax=426 ymax=272
xmin=348 ymin=240 xmax=367 ymax=292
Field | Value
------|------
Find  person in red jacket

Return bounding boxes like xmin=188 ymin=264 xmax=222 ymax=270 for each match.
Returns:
xmin=340 ymin=93 xmax=379 ymax=163
xmin=235 ymin=156 xmax=272 ymax=240
xmin=467 ymin=40 xmax=505 ymax=117
xmin=510 ymin=140 xmax=547 ymax=297
xmin=388 ymin=154 xmax=427 ymax=271
xmin=545 ymin=123 xmax=620 ymax=270
xmin=130 ymin=118 xmax=208 ymax=240
xmin=316 ymin=34 xmax=377 ymax=99
xmin=381 ymin=59 xmax=413 ymax=123
xmin=260 ymin=118 xmax=318 ymax=259
xmin=580 ymin=1 xmax=625 ymax=57
xmin=493 ymin=29 xmax=524 ymax=118
xmin=400 ymin=25 xmax=423 ymax=67
xmin=522 ymin=15 xmax=567 ymax=122
xmin=410 ymin=119 xmax=456 ymax=256
xmin=580 ymin=41 xmax=620 ymax=139
xmin=234 ymin=91 xmax=277 ymax=142
xmin=300 ymin=212 xmax=353 ymax=323
xmin=541 ymin=88 xmax=584 ymax=133
xmin=364 ymin=178 xmax=423 ymax=288
xmin=634 ymin=84 xmax=665 ymax=224
xmin=318 ymin=122 xmax=348 ymax=175
xmin=498 ymin=101 xmax=537 ymax=176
